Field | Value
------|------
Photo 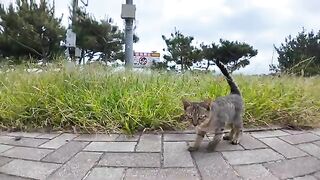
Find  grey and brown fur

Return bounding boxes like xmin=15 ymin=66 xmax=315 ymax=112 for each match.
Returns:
xmin=182 ymin=60 xmax=244 ymax=152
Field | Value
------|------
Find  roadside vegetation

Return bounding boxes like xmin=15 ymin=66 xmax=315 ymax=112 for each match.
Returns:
xmin=1 ymin=62 xmax=319 ymax=134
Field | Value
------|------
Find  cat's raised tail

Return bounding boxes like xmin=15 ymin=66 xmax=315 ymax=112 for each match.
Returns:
xmin=215 ymin=60 xmax=241 ymax=96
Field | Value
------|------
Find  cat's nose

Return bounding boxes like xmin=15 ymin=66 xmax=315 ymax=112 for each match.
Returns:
xmin=192 ymin=121 xmax=197 ymax=126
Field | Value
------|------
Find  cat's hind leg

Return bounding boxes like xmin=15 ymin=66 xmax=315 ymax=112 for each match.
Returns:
xmin=223 ymin=124 xmax=234 ymax=141
xmin=231 ymin=116 xmax=243 ymax=145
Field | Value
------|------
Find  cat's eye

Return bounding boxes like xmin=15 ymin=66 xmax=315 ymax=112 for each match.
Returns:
xmin=200 ymin=115 xmax=207 ymax=118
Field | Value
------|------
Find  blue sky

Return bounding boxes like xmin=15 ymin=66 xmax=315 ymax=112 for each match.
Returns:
xmin=1 ymin=0 xmax=320 ymax=74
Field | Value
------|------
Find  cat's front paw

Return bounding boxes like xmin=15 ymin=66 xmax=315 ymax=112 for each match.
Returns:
xmin=206 ymin=141 xmax=218 ymax=152
xmin=187 ymin=146 xmax=199 ymax=152
xmin=187 ymin=142 xmax=199 ymax=152
xmin=231 ymin=139 xmax=240 ymax=145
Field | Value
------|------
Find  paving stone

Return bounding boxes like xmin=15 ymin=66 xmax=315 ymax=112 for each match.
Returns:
xmin=264 ymin=156 xmax=320 ymax=179
xmin=181 ymin=129 xmax=196 ymax=133
xmin=0 ymin=159 xmax=60 ymax=179
xmin=280 ymin=133 xmax=320 ymax=144
xmin=164 ymin=130 xmax=195 ymax=134
xmin=0 ymin=156 xmax=12 ymax=167
xmin=260 ymin=138 xmax=307 ymax=158
xmin=163 ymin=142 xmax=194 ymax=167
xmin=250 ymin=130 xmax=289 ymax=138
xmin=164 ymin=133 xmax=196 ymax=141
xmin=0 ymin=174 xmax=30 ymax=180
xmin=193 ymin=152 xmax=239 ymax=180
xmin=98 ymin=153 xmax=160 ymax=167
xmin=197 ymin=141 xmax=243 ymax=152
xmin=47 ymin=152 xmax=102 ymax=180
xmin=85 ymin=167 xmax=125 ymax=180
xmin=40 ymin=133 xmax=78 ymax=149
xmin=84 ymin=142 xmax=136 ymax=152
xmin=0 ymin=131 xmax=8 ymax=135
xmin=240 ymin=134 xmax=268 ymax=149
xmin=1 ymin=147 xmax=53 ymax=161
xmin=243 ymin=126 xmax=282 ymax=132
xmin=283 ymin=129 xmax=305 ymax=135
xmin=215 ymin=141 xmax=244 ymax=151
xmin=36 ymin=133 xmax=61 ymax=140
xmin=7 ymin=132 xmax=41 ymax=138
xmin=136 ymin=134 xmax=161 ymax=152
xmin=222 ymin=149 xmax=283 ymax=165
xmin=74 ymin=134 xmax=119 ymax=141
xmin=42 ymin=141 xmax=88 ymax=163
xmin=124 ymin=168 xmax=200 ymax=180
xmin=115 ymin=134 xmax=139 ymax=142
xmin=234 ymin=164 xmax=278 ymax=180
xmin=0 ymin=136 xmax=48 ymax=147
xmin=311 ymin=129 xmax=320 ymax=136
xmin=296 ymin=143 xmax=320 ymax=158
xmin=0 ymin=144 xmax=13 ymax=153
xmin=293 ymin=175 xmax=318 ymax=180
xmin=313 ymin=172 xmax=320 ymax=179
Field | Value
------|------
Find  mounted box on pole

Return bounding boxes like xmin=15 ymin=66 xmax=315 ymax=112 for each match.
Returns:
xmin=121 ymin=4 xmax=136 ymax=19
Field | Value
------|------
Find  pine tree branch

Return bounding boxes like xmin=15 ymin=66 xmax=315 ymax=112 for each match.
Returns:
xmin=0 ymin=29 xmax=42 ymax=57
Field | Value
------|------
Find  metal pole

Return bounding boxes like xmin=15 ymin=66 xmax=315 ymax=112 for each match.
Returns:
xmin=69 ymin=0 xmax=78 ymax=62
xmin=124 ymin=0 xmax=134 ymax=68
xmin=72 ymin=0 xmax=79 ymax=29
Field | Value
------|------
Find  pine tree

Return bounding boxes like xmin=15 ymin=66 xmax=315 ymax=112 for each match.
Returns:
xmin=0 ymin=0 xmax=65 ymax=63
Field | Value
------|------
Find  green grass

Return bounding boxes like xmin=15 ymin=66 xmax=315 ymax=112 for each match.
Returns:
xmin=0 ymin=63 xmax=319 ymax=134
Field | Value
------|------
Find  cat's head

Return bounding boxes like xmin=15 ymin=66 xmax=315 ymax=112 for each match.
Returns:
xmin=182 ymin=99 xmax=211 ymax=126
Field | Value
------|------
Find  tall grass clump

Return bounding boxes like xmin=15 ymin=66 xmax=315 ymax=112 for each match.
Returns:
xmin=0 ymin=63 xmax=319 ymax=134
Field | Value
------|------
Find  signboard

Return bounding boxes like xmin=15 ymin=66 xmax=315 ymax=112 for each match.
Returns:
xmin=75 ymin=47 xmax=81 ymax=58
xmin=133 ymin=52 xmax=160 ymax=68
xmin=65 ymin=29 xmax=76 ymax=47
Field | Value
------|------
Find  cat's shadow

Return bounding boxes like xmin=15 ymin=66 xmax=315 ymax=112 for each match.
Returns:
xmin=187 ymin=139 xmax=243 ymax=153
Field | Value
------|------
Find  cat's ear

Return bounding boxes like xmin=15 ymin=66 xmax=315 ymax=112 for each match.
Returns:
xmin=182 ymin=98 xmax=191 ymax=110
xmin=201 ymin=99 xmax=212 ymax=111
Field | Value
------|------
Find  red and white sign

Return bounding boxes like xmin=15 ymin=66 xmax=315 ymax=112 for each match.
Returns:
xmin=133 ymin=52 xmax=160 ymax=67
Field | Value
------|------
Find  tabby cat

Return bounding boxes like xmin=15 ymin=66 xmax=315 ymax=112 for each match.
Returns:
xmin=182 ymin=60 xmax=244 ymax=152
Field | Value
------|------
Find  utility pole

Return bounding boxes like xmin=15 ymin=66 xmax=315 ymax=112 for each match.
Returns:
xmin=66 ymin=0 xmax=79 ymax=62
xmin=121 ymin=0 xmax=136 ymax=68
xmin=72 ymin=0 xmax=79 ymax=30
xmin=67 ymin=0 xmax=87 ymax=63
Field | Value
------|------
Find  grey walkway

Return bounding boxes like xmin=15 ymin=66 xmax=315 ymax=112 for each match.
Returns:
xmin=0 ymin=129 xmax=320 ymax=180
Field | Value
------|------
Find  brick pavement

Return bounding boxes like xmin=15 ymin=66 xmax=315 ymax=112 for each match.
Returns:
xmin=0 ymin=129 xmax=320 ymax=180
